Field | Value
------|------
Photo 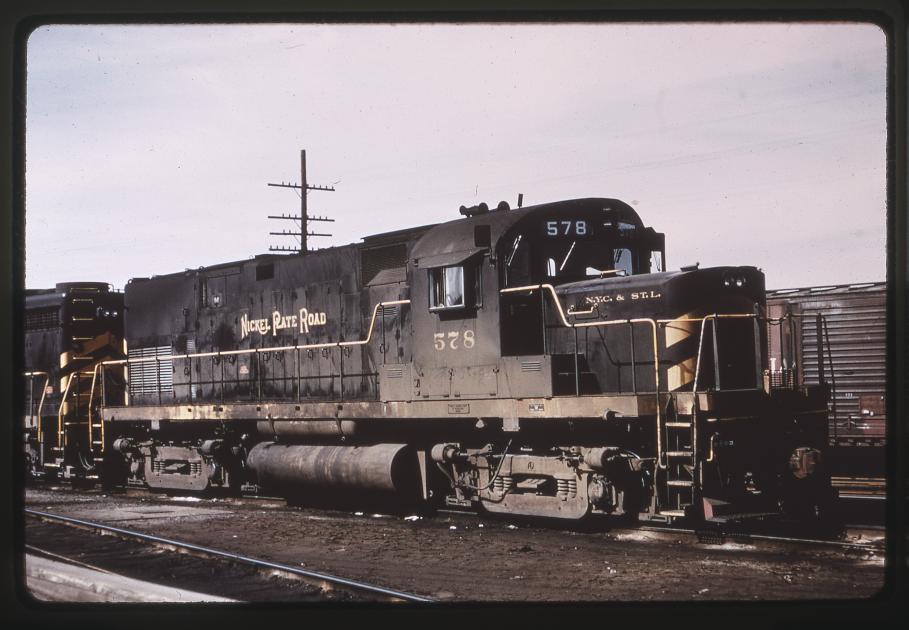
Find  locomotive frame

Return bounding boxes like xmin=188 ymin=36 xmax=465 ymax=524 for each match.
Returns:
xmin=23 ymin=198 xmax=839 ymax=528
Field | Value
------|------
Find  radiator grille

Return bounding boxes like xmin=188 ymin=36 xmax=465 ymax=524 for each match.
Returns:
xmin=360 ymin=243 xmax=407 ymax=285
xmin=128 ymin=345 xmax=174 ymax=395
xmin=26 ymin=307 xmax=58 ymax=331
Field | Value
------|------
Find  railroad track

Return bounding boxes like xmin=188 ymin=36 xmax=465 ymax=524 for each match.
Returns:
xmin=29 ymin=480 xmax=884 ymax=548
xmin=23 ymin=487 xmax=885 ymax=602
xmin=24 ymin=508 xmax=434 ymax=603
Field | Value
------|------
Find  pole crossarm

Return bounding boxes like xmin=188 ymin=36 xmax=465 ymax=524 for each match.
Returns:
xmin=266 ymin=182 xmax=336 ymax=192
xmin=266 ymin=150 xmax=336 ymax=254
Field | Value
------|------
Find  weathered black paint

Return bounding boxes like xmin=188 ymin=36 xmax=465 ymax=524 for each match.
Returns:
xmin=31 ymin=198 xmax=837 ymax=527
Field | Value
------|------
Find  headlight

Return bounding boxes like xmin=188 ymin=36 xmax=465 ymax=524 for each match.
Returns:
xmin=723 ymin=272 xmax=747 ymax=288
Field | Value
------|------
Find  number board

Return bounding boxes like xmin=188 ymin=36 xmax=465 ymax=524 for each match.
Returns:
xmin=543 ymin=219 xmax=593 ymax=237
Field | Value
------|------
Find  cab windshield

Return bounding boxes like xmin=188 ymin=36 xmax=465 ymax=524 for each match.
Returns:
xmin=502 ymin=219 xmax=642 ymax=286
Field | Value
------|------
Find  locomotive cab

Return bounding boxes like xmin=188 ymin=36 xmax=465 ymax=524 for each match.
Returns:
xmin=408 ymin=199 xmax=666 ymax=400
xmin=498 ymin=204 xmax=664 ymax=287
xmin=496 ymin=201 xmax=664 ymax=359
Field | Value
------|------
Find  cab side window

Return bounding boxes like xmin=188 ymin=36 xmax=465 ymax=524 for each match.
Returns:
xmin=429 ymin=265 xmax=464 ymax=309
xmin=429 ymin=264 xmax=481 ymax=311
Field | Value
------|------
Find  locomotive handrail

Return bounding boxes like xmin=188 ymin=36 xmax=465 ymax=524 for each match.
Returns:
xmin=88 ymin=299 xmax=412 ymax=408
xmin=500 ymin=285 xmax=784 ymax=470
xmin=86 ymin=364 xmax=101 ymax=455
xmin=24 ymin=371 xmax=50 ymax=445
xmin=500 ymin=284 xmax=666 ymax=468
xmin=95 ymin=299 xmax=412 ymax=367
xmin=57 ymin=372 xmax=75 ymax=449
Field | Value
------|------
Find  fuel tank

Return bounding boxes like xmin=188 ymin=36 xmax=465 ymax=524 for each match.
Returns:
xmin=245 ymin=442 xmax=418 ymax=496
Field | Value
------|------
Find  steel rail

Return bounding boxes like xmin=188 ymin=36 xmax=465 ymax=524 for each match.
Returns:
xmin=25 ymin=543 xmax=116 ymax=575
xmin=634 ymin=525 xmax=884 ymax=551
xmin=25 ymin=508 xmax=434 ymax=603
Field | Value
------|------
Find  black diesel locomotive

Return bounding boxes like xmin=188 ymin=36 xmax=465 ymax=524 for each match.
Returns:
xmin=22 ymin=283 xmax=125 ymax=481
xmin=24 ymin=198 xmax=838 ymax=526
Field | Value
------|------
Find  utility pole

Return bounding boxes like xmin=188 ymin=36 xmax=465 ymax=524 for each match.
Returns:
xmin=267 ymin=149 xmax=336 ymax=254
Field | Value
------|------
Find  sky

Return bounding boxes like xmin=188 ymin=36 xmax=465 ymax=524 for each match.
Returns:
xmin=24 ymin=22 xmax=887 ymax=291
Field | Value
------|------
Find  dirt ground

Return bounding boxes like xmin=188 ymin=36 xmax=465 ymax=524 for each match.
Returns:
xmin=20 ymin=485 xmax=886 ymax=603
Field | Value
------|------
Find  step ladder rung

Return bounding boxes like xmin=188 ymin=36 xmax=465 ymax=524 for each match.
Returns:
xmin=92 ymin=441 xmax=103 ymax=445
xmin=666 ymin=480 xmax=694 ymax=487
xmin=91 ymin=423 xmax=103 ymax=428
xmin=665 ymin=422 xmax=692 ymax=428
xmin=665 ymin=450 xmax=694 ymax=457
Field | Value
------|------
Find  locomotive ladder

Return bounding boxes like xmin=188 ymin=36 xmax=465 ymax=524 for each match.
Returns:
xmin=54 ymin=367 xmax=104 ymax=475
xmin=657 ymin=313 xmax=746 ymax=519
xmin=661 ymin=404 xmax=698 ymax=518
